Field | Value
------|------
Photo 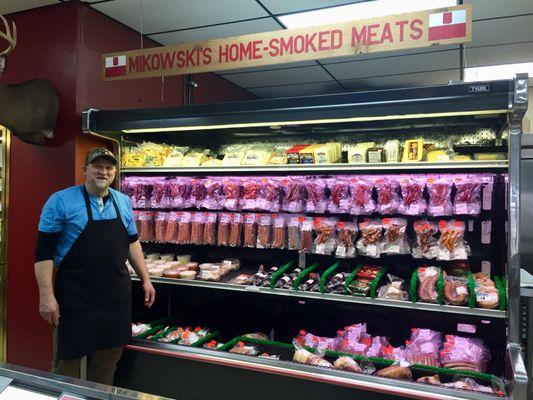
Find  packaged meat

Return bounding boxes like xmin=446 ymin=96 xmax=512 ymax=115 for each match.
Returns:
xmin=137 ymin=178 xmax=154 ymax=209
xmin=376 ymin=364 xmax=413 ymax=380
xmin=336 ymin=323 xmax=371 ymax=355
xmin=334 ymin=357 xmax=363 ymax=373
xmin=440 ymin=335 xmax=490 ymax=372
xmin=271 ymin=214 xmax=286 ymax=249
xmin=203 ymin=212 xmax=217 ymax=245
xmin=257 ymin=177 xmax=281 ymax=212
xmin=138 ymin=211 xmax=155 ymax=242
xmin=325 ymin=272 xmax=349 ymax=294
xmin=228 ymin=213 xmax=243 ymax=247
xmin=374 ymin=177 xmax=400 ymax=214
xmin=303 ymin=177 xmax=327 ymax=213
xmin=190 ymin=179 xmax=206 ymax=209
xmin=398 ymin=176 xmax=426 ymax=215
xmin=217 ymin=213 xmax=230 ymax=246
xmin=443 ymin=273 xmax=469 ymax=306
xmin=202 ymin=178 xmax=225 ymax=210
xmin=453 ymin=175 xmax=482 ymax=216
xmin=154 ymin=212 xmax=168 ymax=242
xmin=381 ymin=218 xmax=410 ymax=255
xmin=241 ymin=178 xmax=261 ymax=211
xmin=151 ymin=179 xmax=167 ymax=208
xmin=243 ymin=213 xmax=258 ymax=248
xmin=377 ymin=274 xmax=408 ymax=300
xmin=197 ymin=265 xmax=222 ymax=281
xmin=281 ymin=177 xmax=304 ymax=213
xmin=299 ymin=217 xmax=314 ymax=253
xmin=335 ymin=221 xmax=357 ymax=258
xmin=223 ymin=178 xmax=242 ymax=211
xmin=366 ymin=336 xmax=388 ymax=358
xmin=229 ymin=274 xmax=253 ymax=285
xmin=327 ymin=177 xmax=351 ymax=213
xmin=222 ymin=258 xmax=240 ymax=271
xmin=412 ymin=220 xmax=439 ymax=259
xmin=473 ymin=272 xmax=499 ymax=309
xmin=256 ymin=214 xmax=272 ymax=249
xmin=347 ymin=266 xmax=382 ymax=297
xmin=230 ymin=341 xmax=259 ymax=356
xmin=242 ymin=332 xmax=270 ymax=341
xmin=405 ymin=328 xmax=442 ymax=367
xmin=349 ymin=177 xmax=376 ymax=215
xmin=437 ymin=220 xmax=470 ymax=261
xmin=275 ymin=267 xmax=302 ymax=289
xmin=298 ymin=272 xmax=321 ymax=292
xmin=293 ymin=347 xmax=332 ymax=368
xmin=252 ymin=265 xmax=278 ymax=287
xmin=288 ymin=215 xmax=303 ymax=250
xmin=417 ymin=266 xmax=440 ymax=303
xmin=163 ymin=212 xmax=178 ymax=243
xmin=190 ymin=212 xmax=205 ymax=245
xmin=132 ymin=323 xmax=151 ymax=337
xmin=356 ymin=219 xmax=382 ymax=258
xmin=169 ymin=178 xmax=192 ymax=209
xmin=417 ymin=375 xmax=441 ymax=385
xmin=294 ymin=332 xmax=338 ymax=352
xmin=427 ymin=175 xmax=453 ymax=216
xmin=313 ymin=218 xmax=338 ymax=255
xmin=176 ymin=212 xmax=192 ymax=245
xmin=442 ymin=378 xmax=494 ymax=394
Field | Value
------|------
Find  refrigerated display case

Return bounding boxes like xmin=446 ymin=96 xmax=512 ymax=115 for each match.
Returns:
xmin=82 ymin=75 xmax=530 ymax=400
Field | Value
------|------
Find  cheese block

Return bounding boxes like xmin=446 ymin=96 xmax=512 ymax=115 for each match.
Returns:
xmin=402 ymin=139 xmax=424 ymax=162
xmin=347 ymin=142 xmax=375 ymax=163
xmin=222 ymin=151 xmax=245 ymax=166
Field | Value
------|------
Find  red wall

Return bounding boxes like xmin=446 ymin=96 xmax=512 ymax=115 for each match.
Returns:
xmin=3 ymin=1 xmax=255 ymax=371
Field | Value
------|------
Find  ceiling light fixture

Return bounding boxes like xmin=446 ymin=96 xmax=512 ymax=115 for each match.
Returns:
xmin=279 ymin=0 xmax=457 ymax=29
xmin=464 ymin=62 xmax=533 ymax=82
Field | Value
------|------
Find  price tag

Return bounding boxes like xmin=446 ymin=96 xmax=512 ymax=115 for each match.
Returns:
xmin=468 ymin=220 xmax=474 ymax=232
xmin=457 ymin=323 xmax=476 ymax=334
xmin=482 ymin=183 xmax=493 ymax=210
xmin=455 ymin=203 xmax=468 ymax=215
xmin=481 ymin=261 xmax=491 ymax=276
xmin=456 ymin=286 xmax=468 ymax=295
xmin=481 ymin=220 xmax=492 ymax=244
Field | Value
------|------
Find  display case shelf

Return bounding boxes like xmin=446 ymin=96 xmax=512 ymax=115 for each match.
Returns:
xmin=132 ymin=276 xmax=506 ymax=319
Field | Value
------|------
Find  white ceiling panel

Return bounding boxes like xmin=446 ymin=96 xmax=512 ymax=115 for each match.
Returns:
xmin=472 ymin=14 xmax=533 ymax=47
xmin=149 ymin=17 xmax=279 ymax=45
xmin=325 ymin=50 xmax=459 ymax=81
xmin=222 ymin=65 xmax=334 ymax=88
xmin=472 ymin=0 xmax=533 ymax=20
xmin=259 ymin=0 xmax=361 ymax=15
xmin=248 ymin=81 xmax=343 ymax=98
xmin=465 ymin=42 xmax=533 ymax=68
xmin=91 ymin=0 xmax=268 ymax=34
xmin=1 ymin=0 xmax=57 ymax=15
xmin=341 ymin=69 xmax=459 ymax=91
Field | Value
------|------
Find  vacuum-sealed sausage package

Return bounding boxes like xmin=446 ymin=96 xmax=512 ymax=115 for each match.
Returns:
xmin=256 ymin=214 xmax=272 ymax=249
xmin=327 ymin=177 xmax=351 ymax=214
xmin=398 ymin=175 xmax=427 ymax=215
xmin=223 ymin=177 xmax=242 ymax=211
xmin=381 ymin=218 xmax=410 ymax=255
xmin=313 ymin=217 xmax=338 ymax=255
xmin=453 ymin=175 xmax=482 ymax=216
xmin=374 ymin=176 xmax=400 ymax=215
xmin=271 ymin=214 xmax=286 ymax=249
xmin=349 ymin=177 xmax=375 ymax=215
xmin=427 ymin=175 xmax=453 ymax=216
xmin=412 ymin=220 xmax=439 ymax=259
xmin=281 ymin=177 xmax=304 ymax=213
xmin=154 ymin=211 xmax=168 ymax=242
xmin=417 ymin=266 xmax=440 ymax=303
xmin=335 ymin=221 xmax=357 ymax=258
xmin=217 ymin=212 xmax=230 ymax=247
xmin=437 ymin=220 xmax=470 ymax=260
xmin=243 ymin=213 xmax=258 ymax=248
xmin=356 ymin=219 xmax=383 ymax=258
xmin=228 ymin=213 xmax=243 ymax=247
xmin=176 ymin=211 xmax=192 ymax=245
xmin=203 ymin=212 xmax=217 ymax=245
xmin=303 ymin=177 xmax=328 ymax=214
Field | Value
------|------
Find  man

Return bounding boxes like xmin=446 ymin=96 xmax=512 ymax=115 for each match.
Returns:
xmin=34 ymin=148 xmax=155 ymax=385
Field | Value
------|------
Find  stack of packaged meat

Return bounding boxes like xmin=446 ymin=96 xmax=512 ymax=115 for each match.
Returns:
xmin=473 ymin=272 xmax=500 ymax=309
xmin=417 ymin=266 xmax=440 ymax=303
xmin=440 ymin=335 xmax=490 ymax=372
xmin=404 ymin=328 xmax=442 ymax=367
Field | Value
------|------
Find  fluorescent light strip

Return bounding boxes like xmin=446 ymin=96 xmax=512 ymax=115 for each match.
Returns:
xmin=464 ymin=62 xmax=533 ymax=82
xmin=279 ymin=0 xmax=457 ymax=29
xmin=122 ymin=109 xmax=507 ymax=133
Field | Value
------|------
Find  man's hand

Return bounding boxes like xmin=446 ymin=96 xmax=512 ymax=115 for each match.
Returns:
xmin=39 ymin=294 xmax=60 ymax=327
xmin=142 ymin=280 xmax=156 ymax=307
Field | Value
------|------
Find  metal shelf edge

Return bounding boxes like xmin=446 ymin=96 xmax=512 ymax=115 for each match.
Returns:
xmin=132 ymin=276 xmax=506 ymax=319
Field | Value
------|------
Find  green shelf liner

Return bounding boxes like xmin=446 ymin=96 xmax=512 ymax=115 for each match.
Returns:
xmin=409 ymin=268 xmax=419 ymax=302
xmin=319 ymin=261 xmax=342 ymax=293
xmin=293 ymin=263 xmax=320 ymax=290
xmin=343 ymin=264 xmax=362 ymax=295
xmin=467 ymin=272 xmax=476 ymax=309
xmin=369 ymin=267 xmax=388 ymax=299
xmin=269 ymin=260 xmax=296 ymax=289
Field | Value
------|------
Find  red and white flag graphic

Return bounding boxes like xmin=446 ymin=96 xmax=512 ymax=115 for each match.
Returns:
xmin=428 ymin=9 xmax=466 ymax=41
xmin=105 ymin=55 xmax=126 ymax=77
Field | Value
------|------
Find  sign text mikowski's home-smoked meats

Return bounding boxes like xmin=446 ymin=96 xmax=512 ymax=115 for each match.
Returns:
xmin=102 ymin=4 xmax=471 ymax=81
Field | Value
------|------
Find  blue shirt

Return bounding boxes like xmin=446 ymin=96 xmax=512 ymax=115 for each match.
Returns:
xmin=38 ymin=185 xmax=137 ymax=266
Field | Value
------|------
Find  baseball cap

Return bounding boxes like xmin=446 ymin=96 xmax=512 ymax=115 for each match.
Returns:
xmin=85 ymin=148 xmax=118 ymax=165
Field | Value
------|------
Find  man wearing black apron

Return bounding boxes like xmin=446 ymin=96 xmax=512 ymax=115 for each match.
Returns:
xmin=34 ymin=148 xmax=156 ymax=385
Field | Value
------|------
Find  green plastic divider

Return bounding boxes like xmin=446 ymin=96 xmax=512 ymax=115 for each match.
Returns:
xmin=436 ymin=270 xmax=444 ymax=305
xmin=319 ymin=262 xmax=342 ymax=293
xmin=148 ymin=326 xmax=176 ymax=341
xmin=219 ymin=336 xmax=293 ymax=352
xmin=343 ymin=264 xmax=362 ymax=295
xmin=409 ymin=268 xmax=419 ymax=302
xmin=467 ymin=272 xmax=476 ymax=309
xmin=269 ymin=260 xmax=296 ymax=289
xmin=495 ymin=275 xmax=507 ymax=311
xmin=134 ymin=324 xmax=165 ymax=339
xmin=189 ymin=331 xmax=220 ymax=348
xmin=293 ymin=263 xmax=320 ymax=290
xmin=369 ymin=267 xmax=388 ymax=299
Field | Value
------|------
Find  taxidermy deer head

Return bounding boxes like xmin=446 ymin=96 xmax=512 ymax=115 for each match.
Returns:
xmin=0 ymin=15 xmax=59 ymax=145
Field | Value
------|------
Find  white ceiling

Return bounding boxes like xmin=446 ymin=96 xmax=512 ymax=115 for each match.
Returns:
xmin=2 ymin=0 xmax=533 ymax=99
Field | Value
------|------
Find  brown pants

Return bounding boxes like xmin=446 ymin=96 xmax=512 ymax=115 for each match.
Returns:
xmin=52 ymin=331 xmax=123 ymax=386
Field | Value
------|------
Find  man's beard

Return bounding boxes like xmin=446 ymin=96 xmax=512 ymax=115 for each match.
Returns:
xmin=94 ymin=178 xmax=109 ymax=189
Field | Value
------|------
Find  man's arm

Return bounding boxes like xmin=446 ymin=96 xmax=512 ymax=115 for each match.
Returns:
xmin=34 ymin=260 xmax=60 ymax=327
xmin=128 ymin=240 xmax=156 ymax=307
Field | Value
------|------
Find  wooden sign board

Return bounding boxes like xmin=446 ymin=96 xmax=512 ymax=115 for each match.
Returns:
xmin=102 ymin=4 xmax=471 ymax=81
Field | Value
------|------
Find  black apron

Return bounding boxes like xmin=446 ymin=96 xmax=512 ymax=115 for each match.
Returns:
xmin=55 ymin=187 xmax=132 ymax=360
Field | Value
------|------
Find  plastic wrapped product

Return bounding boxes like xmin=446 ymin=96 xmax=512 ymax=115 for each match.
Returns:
xmin=398 ymin=176 xmax=427 ymax=215
xmin=473 ymin=272 xmax=499 ymax=309
xmin=228 ymin=213 xmax=243 ymax=247
xmin=256 ymin=214 xmax=272 ymax=249
xmin=190 ymin=212 xmax=205 ymax=245
xmin=366 ymin=336 xmax=388 ymax=358
xmin=243 ymin=213 xmax=258 ymax=248
xmin=347 ymin=266 xmax=382 ymax=297
xmin=202 ymin=178 xmax=225 ymax=210
xmin=313 ymin=218 xmax=338 ymax=255
xmin=299 ymin=217 xmax=314 ymax=253
xmin=217 ymin=213 xmax=230 ymax=247
xmin=374 ymin=177 xmax=400 ymax=215
xmin=294 ymin=330 xmax=338 ymax=351
xmin=292 ymin=340 xmax=333 ymax=368
xmin=376 ymin=364 xmax=413 ymax=380
xmin=303 ymin=177 xmax=328 ymax=214
xmin=223 ymin=178 xmax=242 ymax=211
xmin=170 ymin=178 xmax=192 ymax=209
xmin=443 ymin=273 xmax=469 ymax=306
xmin=288 ymin=215 xmax=302 ymax=250
xmin=335 ymin=221 xmax=357 ymax=258
xmin=203 ymin=212 xmax=217 ymax=245
xmin=151 ymin=179 xmax=167 ymax=209
xmin=381 ymin=218 xmax=410 ymax=255
xmin=377 ymin=274 xmax=408 ymax=300
xmin=137 ymin=178 xmax=154 ymax=209
xmin=405 ymin=328 xmax=442 ymax=367
xmin=190 ymin=179 xmax=206 ymax=209
xmin=132 ymin=323 xmax=151 ymax=337
xmin=349 ymin=177 xmax=376 ymax=215
xmin=275 ymin=267 xmax=302 ymax=289
xmin=229 ymin=274 xmax=253 ymax=285
xmin=154 ymin=212 xmax=168 ymax=243
xmin=298 ymin=272 xmax=321 ymax=292
xmin=327 ymin=177 xmax=351 ymax=213
xmin=381 ymin=346 xmax=408 ymax=363
xmin=121 ymin=177 xmax=135 ymax=206
xmin=335 ymin=323 xmax=371 ymax=355
xmin=271 ymin=214 xmax=286 ymax=249
xmin=416 ymin=375 xmax=441 ymax=385
xmin=427 ymin=175 xmax=453 ymax=216
xmin=440 ymin=335 xmax=490 ymax=372
xmin=164 ymin=211 xmax=178 ymax=243
xmin=333 ymin=357 xmax=364 ymax=373
xmin=325 ymin=272 xmax=349 ymax=294
xmin=356 ymin=219 xmax=383 ymax=258
xmin=437 ymin=220 xmax=470 ymax=261
xmin=417 ymin=266 xmax=440 ymax=303
xmin=198 ymin=265 xmax=222 ymax=281
xmin=241 ymin=178 xmax=261 ymax=211
xmin=453 ymin=175 xmax=482 ymax=215
xmin=281 ymin=177 xmax=304 ymax=213
xmin=442 ymin=378 xmax=494 ymax=393
xmin=138 ymin=211 xmax=155 ymax=242
xmin=230 ymin=341 xmax=259 ymax=356
xmin=257 ymin=177 xmax=281 ymax=212
xmin=176 ymin=212 xmax=192 ymax=245
xmin=252 ymin=265 xmax=279 ymax=287
xmin=412 ymin=220 xmax=439 ymax=259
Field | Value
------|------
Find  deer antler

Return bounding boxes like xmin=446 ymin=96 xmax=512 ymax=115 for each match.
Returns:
xmin=0 ymin=15 xmax=17 ymax=57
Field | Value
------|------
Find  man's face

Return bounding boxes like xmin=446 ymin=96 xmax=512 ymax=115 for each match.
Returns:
xmin=84 ymin=158 xmax=116 ymax=190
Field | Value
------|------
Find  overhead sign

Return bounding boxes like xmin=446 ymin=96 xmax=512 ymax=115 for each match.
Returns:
xmin=102 ymin=4 xmax=471 ymax=81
